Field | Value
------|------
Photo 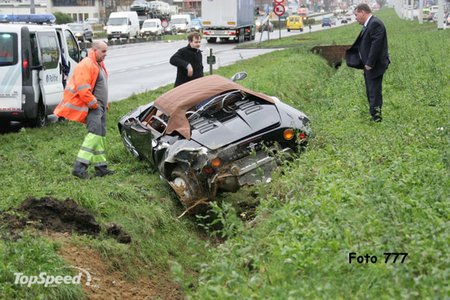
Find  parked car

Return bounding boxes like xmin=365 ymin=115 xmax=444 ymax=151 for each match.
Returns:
xmin=118 ymin=73 xmax=311 ymax=211
xmin=67 ymin=23 xmax=93 ymax=42
xmin=255 ymin=17 xmax=274 ymax=32
xmin=140 ymin=19 xmax=162 ymax=37
xmin=322 ymin=17 xmax=332 ymax=27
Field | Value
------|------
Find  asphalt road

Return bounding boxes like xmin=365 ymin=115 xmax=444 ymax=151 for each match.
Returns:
xmin=106 ymin=18 xmax=353 ymax=102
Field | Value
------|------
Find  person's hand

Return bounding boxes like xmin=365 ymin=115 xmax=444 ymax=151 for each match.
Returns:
xmin=187 ymin=64 xmax=193 ymax=77
xmin=364 ymin=65 xmax=372 ymax=71
xmin=106 ymin=103 xmax=110 ymax=110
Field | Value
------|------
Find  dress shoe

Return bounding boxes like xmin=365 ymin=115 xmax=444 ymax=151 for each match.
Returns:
xmin=72 ymin=170 xmax=90 ymax=179
xmin=94 ymin=168 xmax=115 ymax=177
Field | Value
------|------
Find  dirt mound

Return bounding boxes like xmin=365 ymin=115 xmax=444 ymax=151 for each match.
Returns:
xmin=0 ymin=197 xmax=130 ymax=243
xmin=20 ymin=197 xmax=101 ymax=235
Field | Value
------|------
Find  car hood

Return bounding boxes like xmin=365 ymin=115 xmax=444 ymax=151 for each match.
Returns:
xmin=190 ymin=103 xmax=280 ymax=150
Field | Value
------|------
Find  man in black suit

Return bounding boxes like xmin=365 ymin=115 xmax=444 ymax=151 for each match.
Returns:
xmin=352 ymin=4 xmax=390 ymax=122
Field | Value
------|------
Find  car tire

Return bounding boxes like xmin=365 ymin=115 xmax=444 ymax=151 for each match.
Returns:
xmin=206 ymin=37 xmax=217 ymax=43
xmin=28 ymin=101 xmax=46 ymax=128
xmin=169 ymin=168 xmax=206 ymax=212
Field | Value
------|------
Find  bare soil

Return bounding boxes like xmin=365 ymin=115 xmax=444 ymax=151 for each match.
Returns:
xmin=56 ymin=234 xmax=183 ymax=300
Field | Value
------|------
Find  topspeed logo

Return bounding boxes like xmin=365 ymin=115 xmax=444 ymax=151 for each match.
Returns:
xmin=14 ymin=266 xmax=92 ymax=287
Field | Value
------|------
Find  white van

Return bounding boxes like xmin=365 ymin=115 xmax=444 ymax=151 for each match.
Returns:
xmin=107 ymin=11 xmax=140 ymax=41
xmin=0 ymin=14 xmax=82 ymax=127
xmin=140 ymin=19 xmax=162 ymax=37
xmin=170 ymin=14 xmax=192 ymax=33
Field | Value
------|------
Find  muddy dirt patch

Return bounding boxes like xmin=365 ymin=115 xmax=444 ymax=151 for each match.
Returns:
xmin=56 ymin=238 xmax=184 ymax=300
xmin=0 ymin=197 xmax=130 ymax=243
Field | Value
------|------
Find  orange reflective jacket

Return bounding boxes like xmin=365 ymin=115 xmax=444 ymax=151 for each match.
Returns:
xmin=54 ymin=50 xmax=108 ymax=123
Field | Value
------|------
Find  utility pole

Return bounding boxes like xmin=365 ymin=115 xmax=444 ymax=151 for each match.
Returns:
xmin=30 ymin=0 xmax=36 ymax=14
xmin=436 ymin=0 xmax=445 ymax=29
xmin=418 ymin=0 xmax=423 ymax=24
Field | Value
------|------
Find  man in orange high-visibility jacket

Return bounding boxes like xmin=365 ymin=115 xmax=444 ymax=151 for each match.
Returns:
xmin=54 ymin=41 xmax=115 ymax=179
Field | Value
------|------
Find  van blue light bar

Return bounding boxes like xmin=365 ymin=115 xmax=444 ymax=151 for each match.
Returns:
xmin=0 ymin=14 xmax=56 ymax=24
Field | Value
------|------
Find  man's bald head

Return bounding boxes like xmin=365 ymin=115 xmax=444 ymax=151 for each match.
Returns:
xmin=92 ymin=41 xmax=108 ymax=63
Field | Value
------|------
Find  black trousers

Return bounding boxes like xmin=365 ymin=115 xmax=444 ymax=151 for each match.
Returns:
xmin=364 ymin=73 xmax=383 ymax=121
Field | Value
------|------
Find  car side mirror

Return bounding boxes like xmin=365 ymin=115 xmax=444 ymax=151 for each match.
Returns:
xmin=230 ymin=72 xmax=247 ymax=82
xmin=80 ymin=48 xmax=88 ymax=59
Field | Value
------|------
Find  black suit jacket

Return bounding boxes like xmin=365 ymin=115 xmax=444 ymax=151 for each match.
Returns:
xmin=350 ymin=16 xmax=390 ymax=79
xmin=170 ymin=44 xmax=204 ymax=87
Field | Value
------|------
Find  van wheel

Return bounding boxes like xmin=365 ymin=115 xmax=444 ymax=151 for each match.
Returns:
xmin=28 ymin=102 xmax=46 ymax=128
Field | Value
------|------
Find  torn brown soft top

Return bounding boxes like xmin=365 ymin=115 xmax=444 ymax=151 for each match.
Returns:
xmin=154 ymin=75 xmax=274 ymax=139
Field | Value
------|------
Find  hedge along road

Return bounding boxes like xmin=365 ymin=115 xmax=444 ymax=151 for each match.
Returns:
xmin=105 ymin=15 xmax=346 ymax=102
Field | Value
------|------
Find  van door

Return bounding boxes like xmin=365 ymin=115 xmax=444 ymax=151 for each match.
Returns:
xmin=35 ymin=31 xmax=63 ymax=109
xmin=0 ymin=31 xmax=21 ymax=116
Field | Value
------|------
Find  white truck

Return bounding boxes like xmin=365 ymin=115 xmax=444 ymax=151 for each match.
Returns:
xmin=170 ymin=14 xmax=192 ymax=33
xmin=201 ymin=0 xmax=256 ymax=43
xmin=106 ymin=11 xmax=140 ymax=41
xmin=0 ymin=14 xmax=83 ymax=127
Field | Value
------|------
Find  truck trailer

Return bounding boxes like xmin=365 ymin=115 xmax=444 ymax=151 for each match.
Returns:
xmin=201 ymin=0 xmax=255 ymax=43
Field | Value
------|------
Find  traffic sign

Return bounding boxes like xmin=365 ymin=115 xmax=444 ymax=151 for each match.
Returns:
xmin=161 ymin=19 xmax=169 ymax=28
xmin=274 ymin=0 xmax=284 ymax=3
xmin=273 ymin=4 xmax=285 ymax=17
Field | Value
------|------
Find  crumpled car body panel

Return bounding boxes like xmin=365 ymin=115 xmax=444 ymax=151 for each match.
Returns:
xmin=118 ymin=75 xmax=311 ymax=209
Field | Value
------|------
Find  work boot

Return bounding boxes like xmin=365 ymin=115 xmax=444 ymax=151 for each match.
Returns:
xmin=72 ymin=170 xmax=90 ymax=179
xmin=94 ymin=166 xmax=115 ymax=177
xmin=72 ymin=161 xmax=90 ymax=179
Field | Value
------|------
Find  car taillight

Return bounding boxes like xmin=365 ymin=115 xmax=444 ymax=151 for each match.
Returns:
xmin=299 ymin=132 xmax=307 ymax=140
xmin=211 ymin=157 xmax=221 ymax=168
xmin=22 ymin=58 xmax=30 ymax=80
xmin=283 ymin=128 xmax=295 ymax=140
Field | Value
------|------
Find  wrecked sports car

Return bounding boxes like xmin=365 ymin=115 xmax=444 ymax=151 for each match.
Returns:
xmin=118 ymin=73 xmax=311 ymax=211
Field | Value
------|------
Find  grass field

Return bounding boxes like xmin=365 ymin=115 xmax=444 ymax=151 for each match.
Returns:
xmin=0 ymin=8 xmax=448 ymax=299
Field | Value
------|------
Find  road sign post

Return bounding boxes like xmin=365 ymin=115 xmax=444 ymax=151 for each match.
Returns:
xmin=273 ymin=3 xmax=285 ymax=40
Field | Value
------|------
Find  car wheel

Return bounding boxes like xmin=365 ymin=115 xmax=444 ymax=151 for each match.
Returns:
xmin=206 ymin=37 xmax=217 ymax=43
xmin=169 ymin=168 xmax=205 ymax=212
xmin=28 ymin=101 xmax=46 ymax=128
xmin=120 ymin=127 xmax=141 ymax=159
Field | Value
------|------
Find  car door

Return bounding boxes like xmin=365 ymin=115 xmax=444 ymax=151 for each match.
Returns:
xmin=123 ymin=106 xmax=164 ymax=161
xmin=35 ymin=30 xmax=63 ymax=108
xmin=61 ymin=28 xmax=81 ymax=75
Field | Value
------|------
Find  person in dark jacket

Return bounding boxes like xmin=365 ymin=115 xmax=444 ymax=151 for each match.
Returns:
xmin=170 ymin=32 xmax=204 ymax=87
xmin=352 ymin=3 xmax=390 ymax=122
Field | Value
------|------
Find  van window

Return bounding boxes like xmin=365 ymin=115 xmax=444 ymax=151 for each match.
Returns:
xmin=64 ymin=29 xmax=80 ymax=62
xmin=30 ymin=33 xmax=41 ymax=67
xmin=0 ymin=33 xmax=18 ymax=66
xmin=37 ymin=32 xmax=60 ymax=69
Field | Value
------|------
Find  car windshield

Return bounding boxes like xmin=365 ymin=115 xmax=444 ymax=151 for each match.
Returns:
xmin=68 ymin=24 xmax=83 ymax=31
xmin=143 ymin=22 xmax=157 ymax=28
xmin=171 ymin=18 xmax=186 ymax=24
xmin=108 ymin=18 xmax=127 ymax=26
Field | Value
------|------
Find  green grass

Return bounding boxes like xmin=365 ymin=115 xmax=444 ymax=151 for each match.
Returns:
xmin=0 ymin=8 xmax=448 ymax=299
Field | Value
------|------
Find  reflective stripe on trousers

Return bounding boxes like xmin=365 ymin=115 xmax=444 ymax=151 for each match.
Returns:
xmin=76 ymin=132 xmax=107 ymax=167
